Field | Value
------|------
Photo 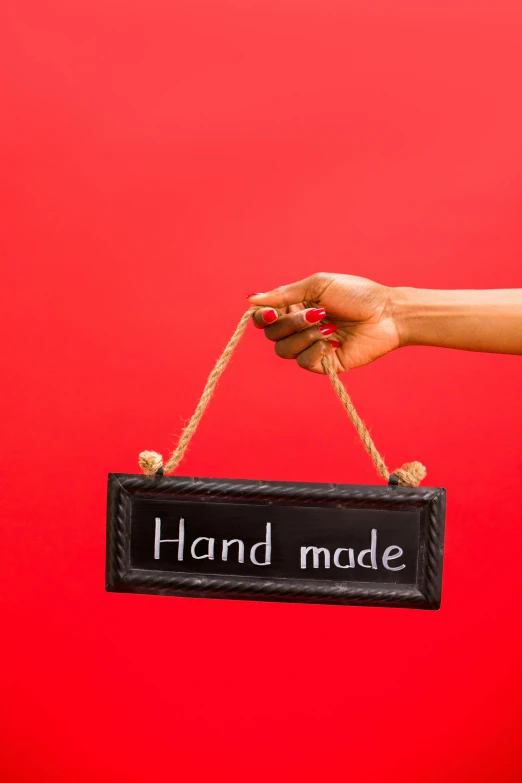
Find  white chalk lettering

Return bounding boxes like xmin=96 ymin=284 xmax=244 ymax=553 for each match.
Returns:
xmin=382 ymin=545 xmax=405 ymax=571
xmin=333 ymin=547 xmax=355 ymax=569
xmin=222 ymin=539 xmax=245 ymax=563
xmin=300 ymin=530 xmax=406 ymax=572
xmin=357 ymin=529 xmax=378 ymax=569
xmin=154 ymin=517 xmax=407 ymax=574
xmin=250 ymin=523 xmax=271 ymax=566
xmin=191 ymin=537 xmax=215 ymax=560
xmin=301 ymin=546 xmax=331 ymax=569
xmin=154 ymin=517 xmax=184 ymax=561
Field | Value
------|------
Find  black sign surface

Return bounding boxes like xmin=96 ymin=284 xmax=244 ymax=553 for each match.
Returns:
xmin=106 ymin=473 xmax=446 ymax=609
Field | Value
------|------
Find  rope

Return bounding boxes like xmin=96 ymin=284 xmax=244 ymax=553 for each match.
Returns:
xmin=139 ymin=307 xmax=426 ymax=487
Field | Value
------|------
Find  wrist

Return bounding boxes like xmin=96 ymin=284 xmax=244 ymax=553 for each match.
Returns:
xmin=388 ymin=286 xmax=418 ymax=348
xmin=388 ymin=286 xmax=460 ymax=348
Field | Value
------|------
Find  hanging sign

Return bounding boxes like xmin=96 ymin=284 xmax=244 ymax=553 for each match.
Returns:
xmin=106 ymin=473 xmax=445 ymax=609
xmin=106 ymin=306 xmax=446 ymax=610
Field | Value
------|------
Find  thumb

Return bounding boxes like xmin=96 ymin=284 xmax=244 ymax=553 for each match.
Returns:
xmin=246 ymin=278 xmax=310 ymax=309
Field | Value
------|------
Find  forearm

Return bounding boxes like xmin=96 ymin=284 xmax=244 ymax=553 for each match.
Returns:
xmin=391 ymin=287 xmax=522 ymax=355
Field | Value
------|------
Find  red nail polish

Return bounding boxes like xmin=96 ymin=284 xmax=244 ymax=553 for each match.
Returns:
xmin=305 ymin=307 xmax=326 ymax=323
xmin=318 ymin=323 xmax=337 ymax=336
xmin=262 ymin=309 xmax=278 ymax=324
xmin=246 ymin=292 xmax=263 ymax=298
xmin=329 ymin=340 xmax=341 ymax=348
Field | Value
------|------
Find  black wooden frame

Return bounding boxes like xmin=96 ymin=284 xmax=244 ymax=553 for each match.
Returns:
xmin=106 ymin=473 xmax=446 ymax=610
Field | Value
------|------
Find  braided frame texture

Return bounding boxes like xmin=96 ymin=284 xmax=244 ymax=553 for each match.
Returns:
xmin=106 ymin=473 xmax=446 ymax=610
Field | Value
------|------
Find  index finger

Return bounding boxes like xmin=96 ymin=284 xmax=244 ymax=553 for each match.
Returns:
xmin=251 ymin=306 xmax=280 ymax=329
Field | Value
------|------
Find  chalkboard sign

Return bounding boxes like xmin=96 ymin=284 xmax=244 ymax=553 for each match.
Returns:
xmin=106 ymin=474 xmax=446 ymax=609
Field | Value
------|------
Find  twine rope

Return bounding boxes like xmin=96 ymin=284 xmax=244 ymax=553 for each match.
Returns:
xmin=139 ymin=307 xmax=426 ymax=487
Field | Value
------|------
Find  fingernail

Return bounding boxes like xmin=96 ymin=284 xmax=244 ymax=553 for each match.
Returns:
xmin=329 ymin=340 xmax=341 ymax=348
xmin=318 ymin=323 xmax=338 ymax=336
xmin=305 ymin=307 xmax=326 ymax=323
xmin=246 ymin=292 xmax=264 ymax=298
xmin=262 ymin=309 xmax=278 ymax=324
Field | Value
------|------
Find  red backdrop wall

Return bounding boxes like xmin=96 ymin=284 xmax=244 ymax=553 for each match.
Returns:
xmin=1 ymin=1 xmax=521 ymax=781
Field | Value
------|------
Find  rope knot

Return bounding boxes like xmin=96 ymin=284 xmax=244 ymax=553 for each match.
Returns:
xmin=138 ymin=450 xmax=164 ymax=477
xmin=390 ymin=461 xmax=427 ymax=487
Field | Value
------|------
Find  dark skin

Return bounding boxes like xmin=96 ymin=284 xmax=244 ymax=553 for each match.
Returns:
xmin=247 ymin=272 xmax=522 ymax=374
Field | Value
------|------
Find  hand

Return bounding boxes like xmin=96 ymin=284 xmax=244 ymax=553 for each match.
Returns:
xmin=247 ymin=272 xmax=400 ymax=374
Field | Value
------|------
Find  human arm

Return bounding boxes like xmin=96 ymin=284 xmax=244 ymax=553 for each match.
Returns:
xmin=246 ymin=273 xmax=522 ymax=374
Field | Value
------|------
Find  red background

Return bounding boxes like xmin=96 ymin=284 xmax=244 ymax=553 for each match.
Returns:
xmin=1 ymin=1 xmax=521 ymax=781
